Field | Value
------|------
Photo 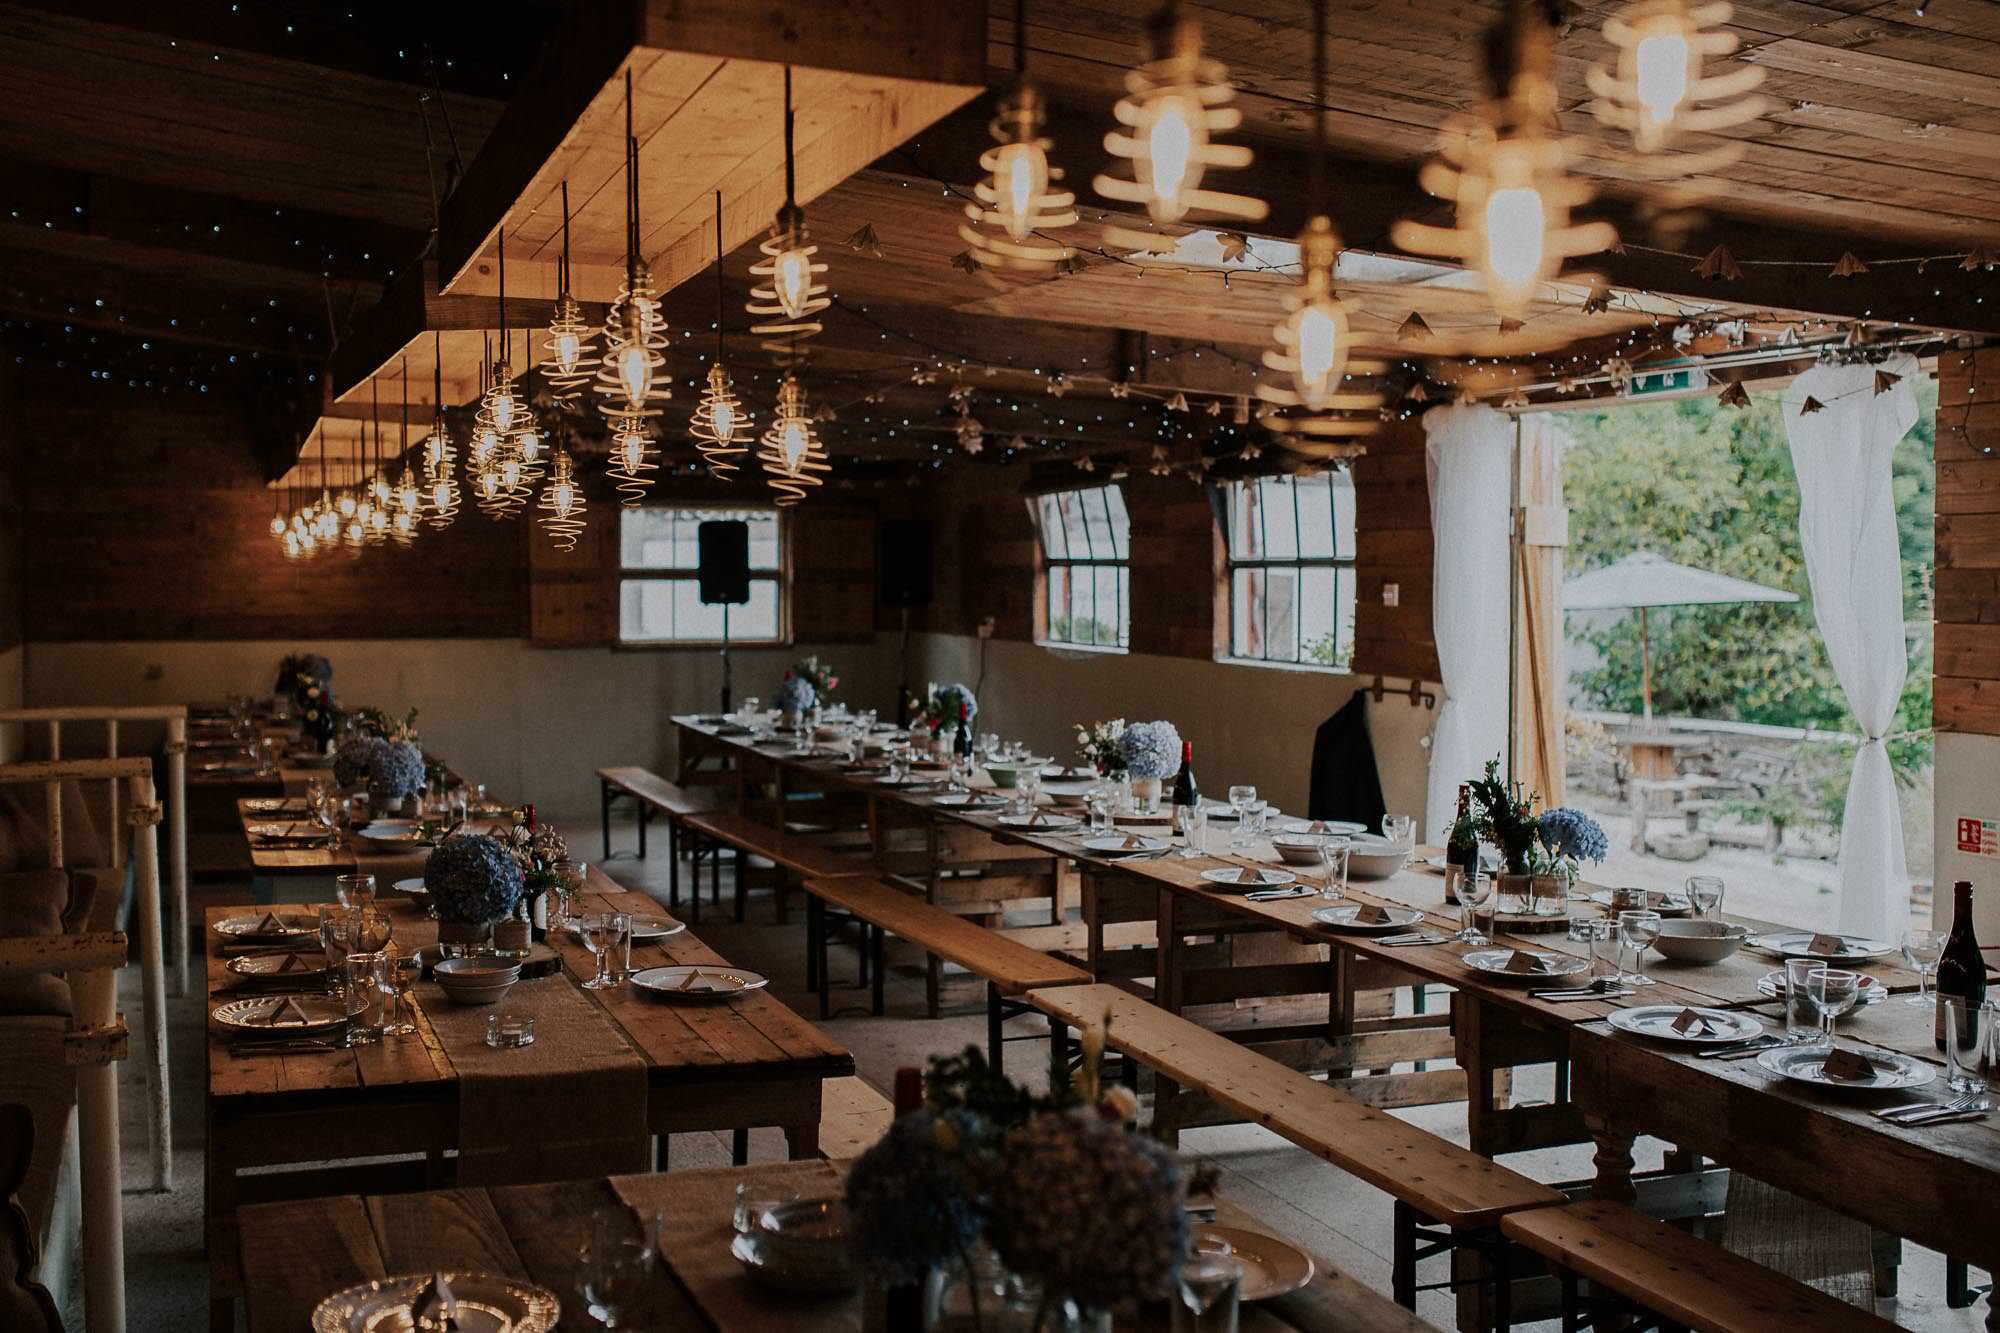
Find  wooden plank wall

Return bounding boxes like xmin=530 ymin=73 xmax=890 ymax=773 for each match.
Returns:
xmin=21 ymin=382 xmax=525 ymax=640
xmin=1347 ymin=416 xmax=1440 ymax=682
xmin=0 ymin=363 xmax=21 ymax=653
xmin=1936 ymin=346 xmax=2000 ymax=735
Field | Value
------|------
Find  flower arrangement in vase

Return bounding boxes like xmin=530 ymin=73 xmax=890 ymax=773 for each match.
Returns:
xmin=502 ymin=810 xmax=571 ymax=929
xmin=1117 ymin=721 xmax=1181 ymax=813
xmin=365 ymin=739 xmax=426 ymax=814
xmin=1529 ymin=807 xmax=1608 ymax=914
xmin=347 ymin=704 xmax=421 ymax=745
xmin=281 ymin=654 xmax=336 ymax=750
xmin=913 ymin=684 xmax=978 ymax=752
xmin=1073 ymin=719 xmax=1129 ymax=780
xmin=845 ymin=1029 xmax=1205 ymax=1330
xmin=423 ymin=833 xmax=524 ymax=946
xmin=1466 ymin=759 xmax=1606 ymax=915
xmin=775 ymin=674 xmax=817 ymax=725
xmin=333 ymin=735 xmax=385 ymax=790
xmin=790 ymin=655 xmax=838 ymax=702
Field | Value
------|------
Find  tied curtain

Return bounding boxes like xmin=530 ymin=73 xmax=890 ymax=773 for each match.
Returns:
xmin=1782 ymin=354 xmax=1919 ymax=941
xmin=1424 ymin=403 xmax=1514 ymax=843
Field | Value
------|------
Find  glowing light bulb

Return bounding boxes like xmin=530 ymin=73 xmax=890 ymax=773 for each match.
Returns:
xmin=501 ymin=457 xmax=521 ymax=489
xmin=395 ymin=512 xmax=415 ymax=536
xmin=1634 ymin=26 xmax=1692 ymax=133
xmin=991 ymin=141 xmax=1049 ymax=242
xmin=1144 ymin=94 xmax=1200 ymax=218
xmin=774 ymin=248 xmax=812 ymax=319
xmin=712 ymin=400 xmax=736 ymax=444
xmin=370 ymin=506 xmax=388 ymax=533
xmin=337 ymin=491 xmax=357 ymax=517
xmin=432 ymin=480 xmax=451 ymax=509
xmin=616 ymin=342 xmax=651 ymax=404
xmin=492 ymin=392 xmax=516 ymax=433
xmin=551 ymin=481 xmax=576 ymax=517
xmin=779 ymin=419 xmax=810 ymax=474
xmin=619 ymin=433 xmax=645 ymax=471
xmin=283 ymin=531 xmax=300 ymax=557
xmin=299 ymin=530 xmax=316 ymax=553
xmin=1483 ymin=184 xmax=1548 ymax=298
xmin=554 ymin=330 xmax=581 ymax=376
xmin=473 ymin=429 xmax=498 ymax=465
xmin=424 ymin=433 xmax=446 ymax=471
xmin=269 ymin=513 xmax=286 ymax=536
xmin=1293 ymin=299 xmax=1342 ymax=409
xmin=516 ymin=430 xmax=541 ymax=464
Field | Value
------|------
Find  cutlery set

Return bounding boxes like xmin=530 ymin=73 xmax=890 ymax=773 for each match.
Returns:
xmin=1873 ymin=1095 xmax=1991 ymax=1127
xmin=1530 ymin=978 xmax=1633 ymax=1002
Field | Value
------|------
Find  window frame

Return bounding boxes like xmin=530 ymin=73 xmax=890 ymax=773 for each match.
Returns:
xmin=1220 ymin=471 xmax=1357 ymax=672
xmin=1027 ymin=484 xmax=1132 ymax=653
xmin=614 ymin=504 xmax=790 ymax=649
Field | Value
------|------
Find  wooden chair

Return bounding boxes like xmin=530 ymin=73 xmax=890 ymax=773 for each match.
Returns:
xmin=0 ymin=758 xmax=171 ymax=1194
xmin=1501 ymin=1199 xmax=1902 ymax=1332
xmin=0 ymin=929 xmax=132 ymax=1333
xmin=0 ymin=707 xmax=191 ymax=997
xmin=803 ymin=876 xmax=1091 ymax=1072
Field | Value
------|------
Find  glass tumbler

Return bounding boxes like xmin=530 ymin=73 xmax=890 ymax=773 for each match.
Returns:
xmin=1172 ymin=1250 xmax=1243 ymax=1333
xmin=1942 ymin=997 xmax=1994 ymax=1096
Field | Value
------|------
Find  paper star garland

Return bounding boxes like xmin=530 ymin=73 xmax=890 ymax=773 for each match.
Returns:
xmin=1874 ymin=368 xmax=1902 ymax=395
xmin=845 ymin=223 xmax=883 ymax=257
xmin=1830 ymin=251 xmax=1868 ymax=278
xmin=1718 ymin=381 xmax=1750 ymax=408
xmin=1694 ymin=245 xmax=1741 ymax=281
xmin=1798 ymin=395 xmax=1825 ymax=416
xmin=1397 ymin=311 xmax=1432 ymax=341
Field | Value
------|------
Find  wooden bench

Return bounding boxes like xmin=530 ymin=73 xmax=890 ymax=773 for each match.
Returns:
xmin=595 ymin=767 xmax=714 ymax=909
xmin=676 ymin=808 xmax=873 ymax=925
xmin=1028 ymin=983 xmax=1564 ymax=1327
xmin=802 ymin=876 xmax=1090 ymax=1072
xmin=1502 ymin=1200 xmax=1902 ymax=1332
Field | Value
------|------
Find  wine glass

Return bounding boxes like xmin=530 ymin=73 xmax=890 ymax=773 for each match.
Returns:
xmin=1902 ymin=928 xmax=1947 ymax=1008
xmin=1175 ymin=802 xmax=1208 ymax=858
xmin=307 ymin=781 xmax=340 ymax=846
xmin=382 ymin=945 xmax=422 ymax=1037
xmin=1241 ymin=798 xmax=1269 ymax=840
xmin=1016 ymin=765 xmax=1043 ymax=816
xmin=580 ymin=1207 xmax=656 ymax=1329
xmin=1455 ymin=872 xmax=1492 ymax=943
xmin=1317 ymin=836 xmax=1352 ymax=900
xmin=1807 ymin=967 xmax=1860 ymax=1046
xmin=351 ymin=906 xmax=394 ymax=954
xmin=1381 ymin=814 xmax=1416 ymax=850
xmin=1685 ymin=875 xmax=1725 ymax=920
xmin=581 ymin=912 xmax=624 ymax=990
xmin=335 ymin=873 xmax=376 ymax=910
xmin=1617 ymin=910 xmax=1663 ymax=987
xmin=1226 ymin=786 xmax=1256 ymax=847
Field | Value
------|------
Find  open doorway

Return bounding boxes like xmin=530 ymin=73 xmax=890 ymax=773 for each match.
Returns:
xmin=1532 ymin=377 xmax=1936 ymax=932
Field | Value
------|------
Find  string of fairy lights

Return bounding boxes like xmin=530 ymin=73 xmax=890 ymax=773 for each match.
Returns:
xmin=251 ymin=0 xmax=1994 ymax=562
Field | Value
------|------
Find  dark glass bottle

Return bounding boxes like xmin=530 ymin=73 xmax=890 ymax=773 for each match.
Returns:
xmin=1446 ymin=784 xmax=1478 ymax=904
xmin=954 ymin=702 xmax=974 ymax=759
xmin=881 ymin=1067 xmax=926 ymax=1332
xmin=1171 ymin=741 xmax=1199 ymax=812
xmin=1936 ymin=879 xmax=1986 ymax=1051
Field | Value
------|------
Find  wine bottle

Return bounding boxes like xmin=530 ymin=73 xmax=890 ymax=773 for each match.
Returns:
xmin=878 ymin=1067 xmax=926 ymax=1333
xmin=1171 ymin=740 xmax=1199 ymax=813
xmin=1935 ymin=879 xmax=1986 ymax=1051
xmin=954 ymin=701 xmax=974 ymax=759
xmin=1446 ymin=784 xmax=1477 ymax=904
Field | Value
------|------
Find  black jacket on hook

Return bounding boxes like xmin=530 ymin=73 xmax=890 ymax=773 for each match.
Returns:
xmin=1308 ymin=692 xmax=1388 ymax=830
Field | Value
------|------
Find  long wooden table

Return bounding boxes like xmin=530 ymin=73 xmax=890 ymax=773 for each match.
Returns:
xmin=202 ymin=873 xmax=852 ymax=1330
xmin=239 ymin=1159 xmax=1440 ymax=1332
xmin=671 ymin=713 xmax=1999 ymax=1324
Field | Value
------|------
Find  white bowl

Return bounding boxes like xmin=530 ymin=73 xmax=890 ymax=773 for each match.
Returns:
xmin=984 ymin=759 xmax=1051 ymax=789
xmin=433 ymin=957 xmax=522 ymax=1005
xmin=1650 ymin=919 xmax=1748 ymax=964
xmin=1042 ymin=781 xmax=1097 ymax=808
xmin=1345 ymin=835 xmax=1412 ymax=881
xmin=1271 ymin=836 xmax=1334 ymax=867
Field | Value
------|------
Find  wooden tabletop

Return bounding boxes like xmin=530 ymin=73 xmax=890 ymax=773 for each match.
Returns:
xmin=239 ymin=1159 xmax=1439 ymax=1332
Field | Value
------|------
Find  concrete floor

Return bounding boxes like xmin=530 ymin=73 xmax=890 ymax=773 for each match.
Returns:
xmin=74 ymin=811 xmax=1991 ymax=1330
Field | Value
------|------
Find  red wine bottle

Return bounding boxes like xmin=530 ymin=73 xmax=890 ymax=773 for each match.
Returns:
xmin=954 ymin=701 xmax=974 ymax=759
xmin=1171 ymin=740 xmax=1199 ymax=813
xmin=1935 ymin=879 xmax=1986 ymax=1051
xmin=881 ymin=1067 xmax=926 ymax=1333
xmin=1445 ymin=784 xmax=1477 ymax=905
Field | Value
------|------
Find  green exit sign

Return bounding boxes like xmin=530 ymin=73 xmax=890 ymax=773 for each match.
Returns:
xmin=1627 ymin=364 xmax=1710 ymax=397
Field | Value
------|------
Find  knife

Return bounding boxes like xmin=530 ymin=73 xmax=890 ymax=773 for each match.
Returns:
xmin=1697 ymin=1036 xmax=1782 ymax=1060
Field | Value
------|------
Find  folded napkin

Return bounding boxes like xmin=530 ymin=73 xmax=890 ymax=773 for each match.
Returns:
xmin=1501 ymin=951 xmax=1556 ymax=975
xmin=410 ymin=1273 xmax=457 ymax=1326
xmin=275 ymin=953 xmax=310 ymax=974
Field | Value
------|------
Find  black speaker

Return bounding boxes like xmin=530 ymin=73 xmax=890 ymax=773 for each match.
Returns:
xmin=697 ymin=520 xmax=751 ymax=605
xmin=879 ymin=519 xmax=934 ymax=608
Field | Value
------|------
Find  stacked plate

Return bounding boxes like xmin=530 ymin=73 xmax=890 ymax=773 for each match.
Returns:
xmin=311 ymin=1272 xmax=559 ymax=1331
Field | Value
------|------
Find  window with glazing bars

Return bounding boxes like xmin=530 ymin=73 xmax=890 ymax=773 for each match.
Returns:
xmin=1222 ymin=472 xmax=1356 ymax=668
xmin=1027 ymin=485 xmax=1131 ymax=650
xmin=617 ymin=507 xmax=785 ymax=644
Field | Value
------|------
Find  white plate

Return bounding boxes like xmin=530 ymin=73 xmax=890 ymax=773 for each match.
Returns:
xmin=570 ymin=913 xmax=685 ymax=942
xmin=246 ymin=820 xmax=321 ymax=839
xmin=1081 ymin=834 xmax=1168 ymax=855
xmin=873 ymin=775 xmax=925 ymax=788
xmin=932 ymin=792 xmax=1005 ymax=808
xmin=1755 ymin=970 xmax=1888 ymax=1005
xmin=1310 ymin=904 xmax=1427 ymax=933
xmin=629 ymin=965 xmax=769 ymax=999
xmin=1424 ymin=850 xmax=1501 ymax=874
xmin=1606 ymin=1005 xmax=1764 ymax=1045
xmin=997 ymin=812 xmax=1081 ymax=830
xmin=242 ymin=798 xmax=303 ymax=814
xmin=391 ymin=877 xmax=429 ymax=896
xmin=311 ymin=1271 xmax=561 ymax=1332
xmin=1745 ymin=932 xmax=1897 ymax=962
xmin=1193 ymin=1226 xmax=1315 ymax=1302
xmin=1201 ymin=867 xmax=1296 ymax=890
xmin=214 ymin=911 xmax=317 ymax=939
xmin=1460 ymin=948 xmax=1590 ymax=984
xmin=224 ymin=951 xmax=329 ymax=979
xmin=210 ymin=994 xmax=348 ymax=1034
xmin=1040 ymin=765 xmax=1097 ymax=782
xmin=1277 ymin=818 xmax=1363 ymax=836
xmin=355 ymin=819 xmax=427 ymax=843
xmin=1588 ymin=889 xmax=1693 ymax=916
xmin=1756 ymin=1045 xmax=1937 ymax=1091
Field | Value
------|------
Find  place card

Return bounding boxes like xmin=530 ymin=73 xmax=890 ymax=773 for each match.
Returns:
xmin=255 ymin=911 xmax=285 ymax=932
xmin=1670 ymin=1007 xmax=1716 ymax=1037
xmin=1821 ymin=1048 xmax=1878 ymax=1082
xmin=1502 ymin=951 xmax=1554 ymax=974
xmin=263 ymin=996 xmax=309 ymax=1025
xmin=1354 ymin=904 xmax=1393 ymax=925
xmin=1238 ymin=868 xmax=1264 ymax=885
xmin=1120 ymin=835 xmax=1148 ymax=850
xmin=1806 ymin=932 xmax=1847 ymax=957
xmin=275 ymin=953 xmax=308 ymax=974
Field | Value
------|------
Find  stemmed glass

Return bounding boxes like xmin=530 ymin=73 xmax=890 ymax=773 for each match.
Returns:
xmin=580 ymin=1207 xmax=657 ymax=1329
xmin=306 ymin=781 xmax=340 ymax=847
xmin=1381 ymin=814 xmax=1416 ymax=850
xmin=1807 ymin=967 xmax=1860 ymax=1046
xmin=549 ymin=859 xmax=588 ymax=933
xmin=1455 ymin=872 xmax=1492 ymax=943
xmin=1226 ymin=786 xmax=1256 ymax=847
xmin=335 ymin=873 xmax=376 ymax=910
xmin=580 ymin=912 xmax=628 ymax=990
xmin=1685 ymin=875 xmax=1725 ymax=919
xmin=317 ymin=905 xmax=354 ymax=989
xmin=1902 ymin=929 xmax=1947 ymax=1008
xmin=382 ymin=944 xmax=421 ymax=1037
xmin=1617 ymin=909 xmax=1662 ymax=987
xmin=1015 ymin=766 xmax=1043 ymax=817
xmin=1175 ymin=803 xmax=1208 ymax=858
xmin=1316 ymin=836 xmax=1352 ymax=900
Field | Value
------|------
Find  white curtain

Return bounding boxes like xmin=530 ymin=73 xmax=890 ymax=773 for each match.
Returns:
xmin=1424 ymin=403 xmax=1515 ymax=842
xmin=1783 ymin=354 xmax=1919 ymax=940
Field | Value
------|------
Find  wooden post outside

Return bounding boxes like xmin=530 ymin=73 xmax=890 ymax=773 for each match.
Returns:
xmin=165 ymin=717 xmax=189 ymax=996
xmin=129 ymin=771 xmax=172 ymax=1191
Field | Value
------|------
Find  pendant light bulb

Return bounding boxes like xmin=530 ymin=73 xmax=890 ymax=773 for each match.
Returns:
xmin=712 ymin=399 xmax=736 ymax=444
xmin=992 ymin=140 xmax=1051 ymax=242
xmin=268 ymin=512 xmax=286 ymax=537
xmin=1589 ymin=0 xmax=1764 ymax=159
xmin=1141 ymin=92 xmax=1200 ymax=218
xmin=616 ymin=336 xmax=653 ymax=404
xmin=619 ymin=431 xmax=645 ymax=473
xmin=516 ymin=428 xmax=541 ymax=465
xmin=1634 ymin=23 xmax=1693 ymax=135
xmin=774 ymin=247 xmax=812 ymax=320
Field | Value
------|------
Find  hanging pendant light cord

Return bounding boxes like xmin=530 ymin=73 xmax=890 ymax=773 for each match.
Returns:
xmin=1014 ymin=0 xmax=1027 ymax=77
xmin=783 ymin=66 xmax=796 ymax=208
xmin=559 ymin=180 xmax=571 ymax=295
xmin=1309 ymin=0 xmax=1326 ymax=213
xmin=714 ymin=190 xmax=726 ymax=360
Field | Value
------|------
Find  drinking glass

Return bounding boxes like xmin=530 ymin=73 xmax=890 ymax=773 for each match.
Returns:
xmin=1172 ymin=1250 xmax=1243 ymax=1333
xmin=318 ymin=905 xmax=355 ymax=988
xmin=1176 ymin=803 xmax=1208 ymax=858
xmin=351 ymin=906 xmax=394 ymax=954
xmin=581 ymin=912 xmax=625 ymax=990
xmin=257 ymin=735 xmax=280 ymax=776
xmin=550 ymin=859 xmax=588 ymax=933
xmin=1617 ymin=910 xmax=1662 ymax=987
xmin=1241 ymin=799 xmax=1269 ymax=840
xmin=1783 ymin=958 xmax=1823 ymax=1043
xmin=1582 ymin=919 xmax=1620 ymax=980
xmin=1226 ymin=786 xmax=1256 ymax=846
xmin=335 ymin=873 xmax=376 ymax=910
xmin=307 ymin=782 xmax=340 ymax=845
xmin=1316 ymin=836 xmax=1352 ymax=900
xmin=1087 ymin=787 xmax=1115 ymax=833
xmin=1807 ymin=967 xmax=1860 ymax=1045
xmin=1016 ymin=766 xmax=1043 ymax=816
xmin=1941 ymin=998 xmax=1993 ymax=1096
xmin=1381 ymin=813 xmax=1416 ymax=850
xmin=382 ymin=945 xmax=421 ymax=1037
xmin=580 ymin=1207 xmax=657 ymax=1330
xmin=732 ymin=1183 xmax=801 ymax=1236
xmin=341 ymin=950 xmax=390 ymax=1045
xmin=1455 ymin=872 xmax=1492 ymax=943
xmin=1901 ymin=929 xmax=1947 ymax=1008
xmin=1685 ymin=875 xmax=1725 ymax=920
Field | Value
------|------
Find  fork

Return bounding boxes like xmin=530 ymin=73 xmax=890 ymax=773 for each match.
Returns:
xmin=1877 ymin=1095 xmax=1985 ymax=1123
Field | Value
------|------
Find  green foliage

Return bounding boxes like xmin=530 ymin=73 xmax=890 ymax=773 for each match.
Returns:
xmin=1469 ymin=757 xmax=1541 ymax=873
xmin=1050 ymin=614 xmax=1121 ymax=648
xmin=1562 ymin=381 xmax=1935 ymax=740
